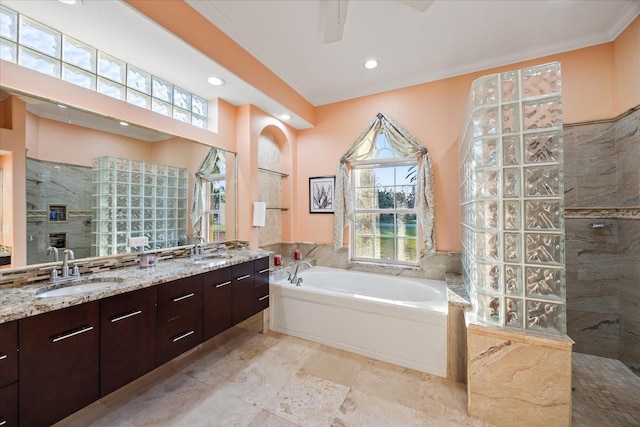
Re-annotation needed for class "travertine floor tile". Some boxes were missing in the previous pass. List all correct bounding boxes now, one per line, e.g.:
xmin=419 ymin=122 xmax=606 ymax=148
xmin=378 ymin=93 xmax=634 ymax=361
xmin=330 ymin=388 xmax=415 ymax=427
xmin=248 ymin=410 xmax=299 ymax=427
xmin=173 ymin=390 xmax=261 ymax=427
xmin=300 ymin=344 xmax=366 ymax=387
xmin=351 ymin=359 xmax=423 ymax=409
xmin=264 ymin=371 xmax=350 ymax=426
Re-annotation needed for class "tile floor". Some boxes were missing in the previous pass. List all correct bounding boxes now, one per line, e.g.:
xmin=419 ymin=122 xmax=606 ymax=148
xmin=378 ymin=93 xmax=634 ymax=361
xmin=54 ymin=317 xmax=640 ymax=427
xmin=572 ymin=352 xmax=640 ymax=427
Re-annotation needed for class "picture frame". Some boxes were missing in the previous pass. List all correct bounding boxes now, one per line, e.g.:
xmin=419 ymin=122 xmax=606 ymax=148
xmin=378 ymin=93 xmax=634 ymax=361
xmin=309 ymin=176 xmax=335 ymax=214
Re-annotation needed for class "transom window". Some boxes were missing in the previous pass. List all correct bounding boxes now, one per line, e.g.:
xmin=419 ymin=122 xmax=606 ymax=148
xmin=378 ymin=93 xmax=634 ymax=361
xmin=351 ymin=133 xmax=419 ymax=265
xmin=0 ymin=5 xmax=208 ymax=129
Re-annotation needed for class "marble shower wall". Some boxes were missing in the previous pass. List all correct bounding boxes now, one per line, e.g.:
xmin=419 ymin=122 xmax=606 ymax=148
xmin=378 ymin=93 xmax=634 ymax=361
xmin=26 ymin=158 xmax=92 ymax=264
xmin=564 ymin=107 xmax=639 ymax=374
xmin=261 ymin=242 xmax=461 ymax=281
xmin=257 ymin=131 xmax=284 ymax=246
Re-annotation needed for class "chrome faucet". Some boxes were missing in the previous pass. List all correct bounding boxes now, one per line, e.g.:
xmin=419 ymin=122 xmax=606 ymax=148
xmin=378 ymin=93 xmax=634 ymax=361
xmin=289 ymin=261 xmax=313 ymax=285
xmin=193 ymin=236 xmax=205 ymax=258
xmin=46 ymin=246 xmax=59 ymax=262
xmin=61 ymin=249 xmax=78 ymax=279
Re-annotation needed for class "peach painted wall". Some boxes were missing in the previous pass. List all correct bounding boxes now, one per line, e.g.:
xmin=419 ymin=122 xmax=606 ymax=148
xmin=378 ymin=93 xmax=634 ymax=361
xmin=294 ymin=39 xmax=633 ymax=252
xmin=26 ymin=114 xmax=152 ymax=167
xmin=0 ymin=96 xmax=27 ymax=265
xmin=613 ymin=16 xmax=640 ymax=115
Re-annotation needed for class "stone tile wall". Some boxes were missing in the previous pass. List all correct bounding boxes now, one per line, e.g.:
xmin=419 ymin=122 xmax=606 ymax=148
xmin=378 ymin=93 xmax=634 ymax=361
xmin=564 ymin=106 xmax=639 ymax=374
xmin=26 ymin=158 xmax=92 ymax=264
xmin=261 ymin=242 xmax=461 ymax=281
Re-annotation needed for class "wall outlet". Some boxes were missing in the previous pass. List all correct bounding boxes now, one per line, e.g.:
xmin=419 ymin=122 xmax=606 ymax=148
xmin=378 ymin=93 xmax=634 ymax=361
xmin=127 ymin=236 xmax=149 ymax=248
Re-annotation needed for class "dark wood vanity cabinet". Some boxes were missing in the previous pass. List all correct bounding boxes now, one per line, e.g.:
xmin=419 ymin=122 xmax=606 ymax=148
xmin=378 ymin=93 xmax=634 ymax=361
xmin=231 ymin=261 xmax=256 ymax=325
xmin=231 ymin=257 xmax=270 ymax=325
xmin=156 ymin=275 xmax=204 ymax=366
xmin=0 ymin=320 xmax=18 ymax=427
xmin=254 ymin=257 xmax=270 ymax=313
xmin=100 ymin=286 xmax=157 ymax=397
xmin=203 ymin=266 xmax=233 ymax=340
xmin=19 ymin=301 xmax=100 ymax=427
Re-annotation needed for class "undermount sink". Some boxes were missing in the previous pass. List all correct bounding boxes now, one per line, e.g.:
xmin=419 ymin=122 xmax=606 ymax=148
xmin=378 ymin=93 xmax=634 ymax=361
xmin=34 ymin=277 xmax=125 ymax=298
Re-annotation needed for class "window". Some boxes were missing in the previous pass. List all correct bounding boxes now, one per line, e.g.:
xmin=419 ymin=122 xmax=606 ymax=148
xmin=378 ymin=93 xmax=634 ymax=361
xmin=351 ymin=133 xmax=419 ymax=265
xmin=202 ymin=178 xmax=226 ymax=243
xmin=0 ymin=5 xmax=209 ymax=129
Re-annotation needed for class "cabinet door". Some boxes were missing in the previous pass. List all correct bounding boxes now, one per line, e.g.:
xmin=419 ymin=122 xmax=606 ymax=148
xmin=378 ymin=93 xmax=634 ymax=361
xmin=203 ymin=266 xmax=233 ymax=340
xmin=0 ymin=383 xmax=18 ymax=427
xmin=0 ymin=320 xmax=18 ymax=388
xmin=157 ymin=275 xmax=203 ymax=323
xmin=156 ymin=310 xmax=203 ymax=366
xmin=19 ymin=302 xmax=99 ymax=427
xmin=231 ymin=261 xmax=255 ymax=325
xmin=100 ymin=286 xmax=156 ymax=397
xmin=254 ymin=257 xmax=270 ymax=313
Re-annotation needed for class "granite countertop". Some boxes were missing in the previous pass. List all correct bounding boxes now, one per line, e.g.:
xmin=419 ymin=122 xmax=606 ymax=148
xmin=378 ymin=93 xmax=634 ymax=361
xmin=445 ymin=273 xmax=471 ymax=307
xmin=0 ymin=248 xmax=270 ymax=324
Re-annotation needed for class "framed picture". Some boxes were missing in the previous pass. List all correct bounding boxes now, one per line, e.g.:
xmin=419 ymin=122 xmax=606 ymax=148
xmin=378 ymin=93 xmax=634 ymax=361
xmin=309 ymin=176 xmax=335 ymax=213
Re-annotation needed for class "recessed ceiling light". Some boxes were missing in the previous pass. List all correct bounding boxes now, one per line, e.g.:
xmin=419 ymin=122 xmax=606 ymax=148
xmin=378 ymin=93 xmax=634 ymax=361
xmin=364 ymin=59 xmax=378 ymax=69
xmin=58 ymin=0 xmax=79 ymax=4
xmin=119 ymin=121 xmax=129 ymax=126
xmin=279 ymin=114 xmax=291 ymax=121
xmin=207 ymin=76 xmax=225 ymax=86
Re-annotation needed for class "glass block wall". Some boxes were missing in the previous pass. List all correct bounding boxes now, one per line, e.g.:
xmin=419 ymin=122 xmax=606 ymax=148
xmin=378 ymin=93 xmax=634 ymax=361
xmin=92 ymin=156 xmax=188 ymax=256
xmin=459 ymin=62 xmax=566 ymax=336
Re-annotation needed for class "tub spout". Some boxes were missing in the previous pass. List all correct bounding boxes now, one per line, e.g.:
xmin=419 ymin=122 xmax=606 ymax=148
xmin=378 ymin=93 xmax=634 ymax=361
xmin=289 ymin=261 xmax=313 ymax=284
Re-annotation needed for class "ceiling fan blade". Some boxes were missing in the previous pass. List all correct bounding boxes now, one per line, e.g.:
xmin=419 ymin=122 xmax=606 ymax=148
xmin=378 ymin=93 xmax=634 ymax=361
xmin=323 ymin=0 xmax=349 ymax=43
xmin=398 ymin=0 xmax=435 ymax=12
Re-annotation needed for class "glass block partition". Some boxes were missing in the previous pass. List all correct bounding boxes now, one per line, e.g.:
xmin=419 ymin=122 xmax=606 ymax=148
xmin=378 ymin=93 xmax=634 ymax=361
xmin=459 ymin=62 xmax=566 ymax=336
xmin=92 ymin=156 xmax=188 ymax=256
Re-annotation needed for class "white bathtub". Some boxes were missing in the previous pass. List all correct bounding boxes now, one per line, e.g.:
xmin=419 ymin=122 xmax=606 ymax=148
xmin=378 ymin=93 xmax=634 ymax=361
xmin=269 ymin=266 xmax=448 ymax=377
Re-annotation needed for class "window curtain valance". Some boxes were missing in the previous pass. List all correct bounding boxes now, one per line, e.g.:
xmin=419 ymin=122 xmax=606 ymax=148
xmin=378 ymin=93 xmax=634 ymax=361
xmin=333 ymin=113 xmax=435 ymax=253
xmin=190 ymin=148 xmax=225 ymax=236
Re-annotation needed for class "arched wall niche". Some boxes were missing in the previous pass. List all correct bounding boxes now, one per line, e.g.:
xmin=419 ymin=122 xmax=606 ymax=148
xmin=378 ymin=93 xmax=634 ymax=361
xmin=257 ymin=125 xmax=292 ymax=245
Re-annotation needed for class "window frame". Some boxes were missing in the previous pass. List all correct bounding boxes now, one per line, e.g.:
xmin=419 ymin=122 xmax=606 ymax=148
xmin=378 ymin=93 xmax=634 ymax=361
xmin=201 ymin=173 xmax=226 ymax=243
xmin=349 ymin=156 xmax=421 ymax=267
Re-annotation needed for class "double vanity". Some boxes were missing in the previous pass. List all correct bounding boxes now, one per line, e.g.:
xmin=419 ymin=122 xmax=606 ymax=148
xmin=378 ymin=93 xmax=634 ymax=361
xmin=0 ymin=248 xmax=270 ymax=427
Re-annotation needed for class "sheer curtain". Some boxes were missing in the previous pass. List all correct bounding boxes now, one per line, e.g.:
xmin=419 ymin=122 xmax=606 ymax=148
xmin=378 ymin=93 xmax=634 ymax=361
xmin=190 ymin=148 xmax=225 ymax=237
xmin=333 ymin=113 xmax=435 ymax=253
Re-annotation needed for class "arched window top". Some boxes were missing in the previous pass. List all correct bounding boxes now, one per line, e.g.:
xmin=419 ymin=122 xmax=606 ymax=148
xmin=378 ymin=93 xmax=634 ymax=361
xmin=334 ymin=113 xmax=436 ymax=256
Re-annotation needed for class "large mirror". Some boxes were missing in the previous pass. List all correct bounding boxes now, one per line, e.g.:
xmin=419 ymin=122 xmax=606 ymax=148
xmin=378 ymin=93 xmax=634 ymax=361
xmin=1 ymin=88 xmax=237 ymax=266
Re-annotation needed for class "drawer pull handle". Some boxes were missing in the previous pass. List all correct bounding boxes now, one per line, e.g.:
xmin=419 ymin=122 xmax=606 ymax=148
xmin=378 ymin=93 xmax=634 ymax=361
xmin=216 ymin=280 xmax=232 ymax=288
xmin=259 ymin=268 xmax=270 ymax=274
xmin=0 ymin=420 xmax=7 ymax=426
xmin=173 ymin=292 xmax=195 ymax=302
xmin=172 ymin=330 xmax=195 ymax=342
xmin=258 ymin=295 xmax=269 ymax=302
xmin=0 ymin=354 xmax=7 ymax=360
xmin=52 ymin=326 xmax=94 ymax=343
xmin=236 ymin=274 xmax=251 ymax=281
xmin=111 ymin=310 xmax=142 ymax=323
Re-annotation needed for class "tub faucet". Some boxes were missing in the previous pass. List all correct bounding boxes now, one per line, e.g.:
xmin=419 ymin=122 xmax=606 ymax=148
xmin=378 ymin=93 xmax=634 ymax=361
xmin=289 ymin=261 xmax=313 ymax=285
xmin=46 ymin=246 xmax=59 ymax=262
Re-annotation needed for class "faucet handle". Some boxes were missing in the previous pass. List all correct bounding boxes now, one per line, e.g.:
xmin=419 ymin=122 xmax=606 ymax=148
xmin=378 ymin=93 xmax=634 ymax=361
xmin=39 ymin=266 xmax=59 ymax=281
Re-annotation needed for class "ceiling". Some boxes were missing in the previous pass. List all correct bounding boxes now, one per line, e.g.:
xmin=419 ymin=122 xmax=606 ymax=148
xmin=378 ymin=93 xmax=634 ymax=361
xmin=2 ymin=1 xmax=639 ymax=130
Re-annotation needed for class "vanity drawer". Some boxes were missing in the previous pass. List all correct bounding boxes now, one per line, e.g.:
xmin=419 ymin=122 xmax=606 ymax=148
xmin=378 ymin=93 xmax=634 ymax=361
xmin=156 ymin=310 xmax=203 ymax=365
xmin=157 ymin=275 xmax=203 ymax=323
xmin=0 ymin=321 xmax=18 ymax=388
xmin=0 ymin=382 xmax=18 ymax=427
